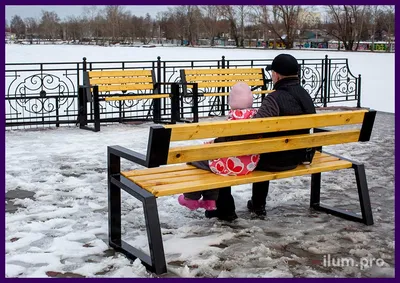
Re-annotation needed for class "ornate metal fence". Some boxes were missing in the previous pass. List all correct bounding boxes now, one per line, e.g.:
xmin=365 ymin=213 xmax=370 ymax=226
xmin=5 ymin=55 xmax=361 ymax=129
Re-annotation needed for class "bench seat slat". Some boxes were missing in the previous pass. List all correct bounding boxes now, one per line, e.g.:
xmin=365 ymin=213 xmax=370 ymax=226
xmin=199 ymin=90 xmax=274 ymax=97
xmin=131 ymin=168 xmax=211 ymax=182
xmin=149 ymin=160 xmax=352 ymax=197
xmin=105 ymin=94 xmax=169 ymax=101
xmin=186 ymin=74 xmax=265 ymax=82
xmin=121 ymin=151 xmax=340 ymax=178
xmin=88 ymin=70 xmax=152 ymax=77
xmin=184 ymin=68 xmax=263 ymax=75
xmin=90 ymin=77 xmax=153 ymax=84
xmin=98 ymin=84 xmax=154 ymax=92
xmin=125 ymin=155 xmax=352 ymax=197
xmin=134 ymin=156 xmax=343 ymax=188
xmin=195 ymin=80 xmax=265 ymax=88
xmin=122 ymin=164 xmax=197 ymax=177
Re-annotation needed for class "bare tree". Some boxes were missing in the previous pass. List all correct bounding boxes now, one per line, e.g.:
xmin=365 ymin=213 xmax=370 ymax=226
xmin=10 ymin=15 xmax=26 ymax=39
xmin=249 ymin=6 xmax=270 ymax=45
xmin=39 ymin=11 xmax=61 ymax=41
xmin=381 ymin=6 xmax=395 ymax=51
xmin=268 ymin=6 xmax=303 ymax=49
xmin=81 ymin=6 xmax=99 ymax=39
xmin=63 ymin=15 xmax=84 ymax=41
xmin=200 ymin=6 xmax=219 ymax=45
xmin=167 ymin=7 xmax=186 ymax=45
xmin=104 ymin=6 xmax=127 ymax=42
xmin=136 ymin=13 xmax=155 ymax=44
xmin=24 ymin=17 xmax=39 ymax=43
xmin=367 ymin=6 xmax=382 ymax=51
xmin=324 ymin=5 xmax=367 ymax=51
xmin=218 ymin=5 xmax=248 ymax=47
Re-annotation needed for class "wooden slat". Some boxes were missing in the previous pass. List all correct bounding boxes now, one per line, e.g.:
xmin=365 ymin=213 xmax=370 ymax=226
xmin=166 ymin=130 xmax=360 ymax=164
xmin=184 ymin=68 xmax=263 ymax=75
xmin=252 ymin=90 xmax=274 ymax=95
xmin=196 ymin=80 xmax=265 ymax=88
xmin=142 ymin=160 xmax=353 ymax=197
xmin=165 ymin=110 xmax=367 ymax=141
xmin=90 ymin=77 xmax=153 ymax=85
xmin=122 ymin=164 xmax=197 ymax=177
xmin=88 ymin=70 xmax=152 ymax=78
xmin=311 ymin=155 xmax=340 ymax=163
xmin=122 ymin=152 xmax=342 ymax=195
xmin=134 ymin=170 xmax=212 ymax=187
xmin=121 ymin=151 xmax=336 ymax=179
xmin=98 ymin=84 xmax=154 ymax=92
xmin=105 ymin=94 xmax=169 ymax=101
xmin=202 ymin=90 xmax=274 ymax=97
xmin=186 ymin=74 xmax=263 ymax=82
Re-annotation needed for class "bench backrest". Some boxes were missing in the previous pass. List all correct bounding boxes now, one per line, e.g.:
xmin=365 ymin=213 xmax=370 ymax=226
xmin=140 ymin=110 xmax=376 ymax=167
xmin=180 ymin=68 xmax=269 ymax=95
xmin=86 ymin=70 xmax=155 ymax=93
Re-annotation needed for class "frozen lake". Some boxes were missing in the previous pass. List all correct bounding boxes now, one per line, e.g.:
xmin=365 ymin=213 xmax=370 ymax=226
xmin=6 ymin=45 xmax=395 ymax=113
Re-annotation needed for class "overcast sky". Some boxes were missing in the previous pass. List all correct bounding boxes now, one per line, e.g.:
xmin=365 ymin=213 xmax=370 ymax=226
xmin=5 ymin=5 xmax=171 ymax=22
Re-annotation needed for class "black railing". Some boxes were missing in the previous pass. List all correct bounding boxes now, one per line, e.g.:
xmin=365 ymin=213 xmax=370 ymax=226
xmin=5 ymin=55 xmax=361 ymax=129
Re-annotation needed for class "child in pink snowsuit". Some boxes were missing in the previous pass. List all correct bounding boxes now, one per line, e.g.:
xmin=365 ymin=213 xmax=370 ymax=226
xmin=178 ymin=82 xmax=260 ymax=211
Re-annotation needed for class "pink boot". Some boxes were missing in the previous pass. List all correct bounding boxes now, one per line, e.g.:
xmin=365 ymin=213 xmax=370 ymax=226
xmin=199 ymin=199 xmax=217 ymax=211
xmin=178 ymin=195 xmax=200 ymax=210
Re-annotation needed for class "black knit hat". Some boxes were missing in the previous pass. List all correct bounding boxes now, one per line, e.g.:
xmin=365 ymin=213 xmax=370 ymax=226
xmin=266 ymin=54 xmax=299 ymax=76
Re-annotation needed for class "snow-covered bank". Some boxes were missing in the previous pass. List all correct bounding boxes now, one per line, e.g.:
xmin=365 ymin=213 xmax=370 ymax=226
xmin=6 ymin=45 xmax=394 ymax=113
xmin=5 ymin=112 xmax=394 ymax=278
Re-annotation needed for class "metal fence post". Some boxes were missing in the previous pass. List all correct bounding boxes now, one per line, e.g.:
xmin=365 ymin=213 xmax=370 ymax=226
xmin=93 ymin=85 xmax=100 ymax=132
xmin=221 ymin=55 xmax=226 ymax=116
xmin=170 ymin=83 xmax=179 ymax=124
xmin=78 ymin=86 xmax=88 ymax=128
xmin=193 ymin=83 xmax=199 ymax=123
xmin=323 ymin=55 xmax=329 ymax=107
xmin=357 ymin=74 xmax=362 ymax=108
xmin=153 ymin=56 xmax=162 ymax=123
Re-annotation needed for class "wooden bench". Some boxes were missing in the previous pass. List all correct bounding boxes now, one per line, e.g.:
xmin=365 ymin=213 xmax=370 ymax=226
xmin=78 ymin=70 xmax=177 ymax=132
xmin=107 ymin=109 xmax=376 ymax=274
xmin=179 ymin=68 xmax=274 ymax=122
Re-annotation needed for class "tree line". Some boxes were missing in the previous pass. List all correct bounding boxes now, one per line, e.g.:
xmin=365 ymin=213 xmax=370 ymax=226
xmin=6 ymin=5 xmax=395 ymax=51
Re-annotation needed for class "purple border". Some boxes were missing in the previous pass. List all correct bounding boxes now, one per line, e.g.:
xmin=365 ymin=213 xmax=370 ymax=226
xmin=3 ymin=0 xmax=397 ymax=281
xmin=3 ymin=0 xmax=399 ymax=5
xmin=394 ymin=2 xmax=399 ymax=281
xmin=2 ymin=1 xmax=5 ymax=281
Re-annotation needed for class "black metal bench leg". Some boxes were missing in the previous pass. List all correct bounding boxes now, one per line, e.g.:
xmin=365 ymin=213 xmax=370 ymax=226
xmin=108 ymin=151 xmax=121 ymax=246
xmin=310 ymin=173 xmax=321 ymax=208
xmin=353 ymin=164 xmax=374 ymax=225
xmin=310 ymin=167 xmax=374 ymax=225
xmin=108 ymin=150 xmax=167 ymax=274
xmin=143 ymin=197 xmax=167 ymax=275
xmin=108 ymin=175 xmax=168 ymax=274
xmin=109 ymin=177 xmax=122 ymax=247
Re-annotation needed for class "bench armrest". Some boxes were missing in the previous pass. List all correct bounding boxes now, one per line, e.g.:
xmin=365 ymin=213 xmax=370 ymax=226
xmin=108 ymin=145 xmax=148 ymax=167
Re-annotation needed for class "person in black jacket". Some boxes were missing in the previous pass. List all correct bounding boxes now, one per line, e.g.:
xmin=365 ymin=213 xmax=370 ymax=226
xmin=206 ymin=53 xmax=316 ymax=221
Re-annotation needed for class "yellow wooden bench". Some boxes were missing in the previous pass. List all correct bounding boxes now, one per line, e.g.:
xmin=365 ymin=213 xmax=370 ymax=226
xmin=107 ymin=109 xmax=376 ymax=274
xmin=78 ymin=70 xmax=176 ymax=131
xmin=179 ymin=68 xmax=274 ymax=122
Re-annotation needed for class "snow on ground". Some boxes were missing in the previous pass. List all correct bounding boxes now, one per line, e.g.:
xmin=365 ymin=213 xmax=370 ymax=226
xmin=5 ymin=111 xmax=394 ymax=278
xmin=5 ymin=45 xmax=394 ymax=113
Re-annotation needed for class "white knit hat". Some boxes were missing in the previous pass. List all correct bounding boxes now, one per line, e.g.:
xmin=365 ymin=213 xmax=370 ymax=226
xmin=228 ymin=82 xmax=253 ymax=109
